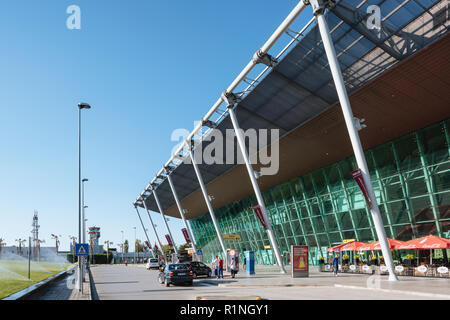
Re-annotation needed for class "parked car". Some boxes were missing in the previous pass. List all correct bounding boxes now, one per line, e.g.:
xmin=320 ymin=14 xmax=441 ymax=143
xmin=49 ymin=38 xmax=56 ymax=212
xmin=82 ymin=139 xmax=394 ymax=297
xmin=182 ymin=261 xmax=212 ymax=278
xmin=158 ymin=263 xmax=193 ymax=287
xmin=146 ymin=258 xmax=159 ymax=270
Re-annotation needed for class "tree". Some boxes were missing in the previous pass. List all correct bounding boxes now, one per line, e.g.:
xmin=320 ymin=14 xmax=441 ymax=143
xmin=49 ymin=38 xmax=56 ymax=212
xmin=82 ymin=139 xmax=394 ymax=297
xmin=162 ymin=245 xmax=174 ymax=254
xmin=178 ymin=243 xmax=191 ymax=253
xmin=135 ymin=239 xmax=144 ymax=252
xmin=124 ymin=240 xmax=129 ymax=253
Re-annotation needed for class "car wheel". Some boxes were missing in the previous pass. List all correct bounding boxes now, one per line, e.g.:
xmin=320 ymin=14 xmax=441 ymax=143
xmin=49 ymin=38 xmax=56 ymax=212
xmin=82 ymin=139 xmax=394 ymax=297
xmin=158 ymin=274 xmax=164 ymax=284
xmin=188 ymin=281 xmax=193 ymax=286
xmin=165 ymin=278 xmax=170 ymax=287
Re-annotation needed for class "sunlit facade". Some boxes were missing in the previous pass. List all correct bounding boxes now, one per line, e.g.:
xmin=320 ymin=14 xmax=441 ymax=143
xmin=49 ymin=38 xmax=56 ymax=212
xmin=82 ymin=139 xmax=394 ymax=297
xmin=190 ymin=119 xmax=450 ymax=265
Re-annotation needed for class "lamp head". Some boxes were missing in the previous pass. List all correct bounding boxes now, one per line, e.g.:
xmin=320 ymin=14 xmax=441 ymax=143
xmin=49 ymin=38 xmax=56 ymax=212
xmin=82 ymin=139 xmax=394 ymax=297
xmin=78 ymin=102 xmax=91 ymax=110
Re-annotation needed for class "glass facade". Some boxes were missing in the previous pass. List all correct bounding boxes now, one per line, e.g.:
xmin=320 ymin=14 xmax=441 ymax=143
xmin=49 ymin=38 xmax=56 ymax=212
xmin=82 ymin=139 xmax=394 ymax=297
xmin=189 ymin=119 xmax=450 ymax=265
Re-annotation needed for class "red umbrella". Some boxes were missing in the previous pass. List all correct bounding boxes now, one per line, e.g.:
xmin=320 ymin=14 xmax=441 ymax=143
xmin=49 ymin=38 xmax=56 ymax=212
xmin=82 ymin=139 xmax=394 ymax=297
xmin=367 ymin=238 xmax=407 ymax=251
xmin=327 ymin=241 xmax=353 ymax=252
xmin=339 ymin=241 xmax=369 ymax=251
xmin=396 ymin=235 xmax=450 ymax=250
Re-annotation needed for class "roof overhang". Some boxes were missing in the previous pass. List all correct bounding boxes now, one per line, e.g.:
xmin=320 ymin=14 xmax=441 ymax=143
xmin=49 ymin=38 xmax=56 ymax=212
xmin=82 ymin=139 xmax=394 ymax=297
xmin=135 ymin=0 xmax=450 ymax=219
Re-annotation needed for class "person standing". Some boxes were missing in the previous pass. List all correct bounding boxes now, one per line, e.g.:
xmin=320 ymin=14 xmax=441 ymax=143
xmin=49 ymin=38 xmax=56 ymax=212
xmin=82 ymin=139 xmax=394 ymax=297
xmin=214 ymin=256 xmax=220 ymax=279
xmin=230 ymin=256 xmax=237 ymax=278
xmin=243 ymin=256 xmax=247 ymax=271
xmin=332 ymin=254 xmax=339 ymax=277
xmin=218 ymin=257 xmax=224 ymax=279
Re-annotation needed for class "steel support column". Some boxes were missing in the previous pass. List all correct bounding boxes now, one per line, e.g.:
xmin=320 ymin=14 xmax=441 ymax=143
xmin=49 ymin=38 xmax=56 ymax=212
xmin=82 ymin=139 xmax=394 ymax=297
xmin=227 ymin=106 xmax=286 ymax=273
xmin=134 ymin=206 xmax=154 ymax=257
xmin=152 ymin=188 xmax=179 ymax=255
xmin=142 ymin=198 xmax=165 ymax=255
xmin=313 ymin=2 xmax=397 ymax=280
xmin=189 ymin=149 xmax=228 ymax=260
xmin=165 ymin=171 xmax=198 ymax=253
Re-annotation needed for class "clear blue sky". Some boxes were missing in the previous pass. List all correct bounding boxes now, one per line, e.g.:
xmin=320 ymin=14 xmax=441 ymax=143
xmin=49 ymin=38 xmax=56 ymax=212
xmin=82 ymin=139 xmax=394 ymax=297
xmin=0 ymin=0 xmax=312 ymax=251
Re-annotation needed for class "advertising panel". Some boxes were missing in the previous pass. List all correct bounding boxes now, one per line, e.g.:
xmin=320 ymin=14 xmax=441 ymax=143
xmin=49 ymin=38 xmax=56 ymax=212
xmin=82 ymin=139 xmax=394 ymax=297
xmin=291 ymin=245 xmax=308 ymax=278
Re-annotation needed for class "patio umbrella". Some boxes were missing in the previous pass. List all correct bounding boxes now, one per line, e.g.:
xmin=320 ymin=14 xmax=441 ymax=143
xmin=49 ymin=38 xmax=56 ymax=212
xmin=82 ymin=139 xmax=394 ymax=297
xmin=396 ymin=235 xmax=450 ymax=250
xmin=367 ymin=238 xmax=407 ymax=251
xmin=327 ymin=241 xmax=354 ymax=252
xmin=339 ymin=241 xmax=369 ymax=265
xmin=396 ymin=235 xmax=450 ymax=266
xmin=339 ymin=241 xmax=369 ymax=252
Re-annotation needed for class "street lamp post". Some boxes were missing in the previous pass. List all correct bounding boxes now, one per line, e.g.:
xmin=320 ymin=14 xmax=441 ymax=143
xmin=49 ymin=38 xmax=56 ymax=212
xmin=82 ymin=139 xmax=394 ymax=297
xmin=77 ymin=102 xmax=91 ymax=293
xmin=104 ymin=240 xmax=113 ymax=264
xmin=82 ymin=179 xmax=89 ymax=244
xmin=133 ymin=227 xmax=137 ymax=264
xmin=121 ymin=231 xmax=124 ymax=263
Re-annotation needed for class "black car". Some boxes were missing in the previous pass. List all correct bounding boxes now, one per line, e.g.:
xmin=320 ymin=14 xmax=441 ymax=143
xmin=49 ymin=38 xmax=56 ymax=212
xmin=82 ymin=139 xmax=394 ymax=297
xmin=182 ymin=261 xmax=212 ymax=279
xmin=158 ymin=263 xmax=193 ymax=287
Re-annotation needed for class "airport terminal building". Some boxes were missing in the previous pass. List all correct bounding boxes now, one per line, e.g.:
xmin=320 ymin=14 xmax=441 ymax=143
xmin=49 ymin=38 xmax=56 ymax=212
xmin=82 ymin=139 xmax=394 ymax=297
xmin=135 ymin=0 xmax=450 ymax=266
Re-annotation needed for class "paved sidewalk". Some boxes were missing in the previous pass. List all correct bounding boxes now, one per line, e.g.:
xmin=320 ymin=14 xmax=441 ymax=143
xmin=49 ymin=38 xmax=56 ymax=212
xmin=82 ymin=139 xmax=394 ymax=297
xmin=207 ymin=266 xmax=450 ymax=299
xmin=69 ymin=268 xmax=92 ymax=300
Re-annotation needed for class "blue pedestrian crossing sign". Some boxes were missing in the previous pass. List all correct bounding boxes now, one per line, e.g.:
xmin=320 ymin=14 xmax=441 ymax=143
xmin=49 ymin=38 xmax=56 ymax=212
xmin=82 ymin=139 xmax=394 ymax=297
xmin=75 ymin=243 xmax=89 ymax=257
xmin=196 ymin=249 xmax=202 ymax=256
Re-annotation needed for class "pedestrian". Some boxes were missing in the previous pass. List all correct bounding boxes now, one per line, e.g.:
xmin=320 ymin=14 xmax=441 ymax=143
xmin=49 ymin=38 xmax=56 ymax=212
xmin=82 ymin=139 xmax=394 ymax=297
xmin=211 ymin=261 xmax=216 ymax=278
xmin=218 ymin=257 xmax=224 ymax=279
xmin=230 ymin=256 xmax=237 ymax=278
xmin=214 ymin=256 xmax=220 ymax=279
xmin=243 ymin=256 xmax=247 ymax=271
xmin=125 ymin=259 xmax=128 ymax=266
xmin=332 ymin=254 xmax=339 ymax=277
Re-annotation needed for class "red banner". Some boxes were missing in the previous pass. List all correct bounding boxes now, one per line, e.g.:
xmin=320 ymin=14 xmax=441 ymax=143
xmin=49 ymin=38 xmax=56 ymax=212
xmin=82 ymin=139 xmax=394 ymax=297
xmin=252 ymin=205 xmax=267 ymax=230
xmin=351 ymin=169 xmax=372 ymax=208
xmin=181 ymin=228 xmax=191 ymax=244
xmin=165 ymin=234 xmax=173 ymax=246
xmin=154 ymin=242 xmax=158 ymax=251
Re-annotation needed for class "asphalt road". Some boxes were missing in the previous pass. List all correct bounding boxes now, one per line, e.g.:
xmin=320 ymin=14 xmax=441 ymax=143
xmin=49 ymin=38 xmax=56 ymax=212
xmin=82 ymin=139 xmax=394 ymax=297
xmin=89 ymin=265 xmax=443 ymax=300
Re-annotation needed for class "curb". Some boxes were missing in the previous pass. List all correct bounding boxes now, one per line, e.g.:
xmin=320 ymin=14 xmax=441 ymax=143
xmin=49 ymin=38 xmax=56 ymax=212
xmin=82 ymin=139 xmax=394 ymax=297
xmin=195 ymin=295 xmax=263 ymax=300
xmin=334 ymin=284 xmax=450 ymax=299
xmin=2 ymin=265 xmax=76 ymax=300
xmin=216 ymin=283 xmax=327 ymax=288
xmin=87 ymin=267 xmax=98 ymax=300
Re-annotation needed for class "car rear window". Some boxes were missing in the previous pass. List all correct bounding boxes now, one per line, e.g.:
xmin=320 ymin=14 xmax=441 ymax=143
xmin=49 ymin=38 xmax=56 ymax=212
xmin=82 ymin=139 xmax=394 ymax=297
xmin=168 ymin=264 xmax=189 ymax=271
xmin=150 ymin=259 xmax=158 ymax=263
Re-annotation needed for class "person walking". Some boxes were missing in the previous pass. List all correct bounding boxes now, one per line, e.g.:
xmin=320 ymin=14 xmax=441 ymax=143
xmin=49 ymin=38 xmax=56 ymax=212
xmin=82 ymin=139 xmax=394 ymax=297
xmin=332 ymin=254 xmax=339 ymax=276
xmin=243 ymin=256 xmax=247 ymax=271
xmin=218 ymin=257 xmax=224 ymax=279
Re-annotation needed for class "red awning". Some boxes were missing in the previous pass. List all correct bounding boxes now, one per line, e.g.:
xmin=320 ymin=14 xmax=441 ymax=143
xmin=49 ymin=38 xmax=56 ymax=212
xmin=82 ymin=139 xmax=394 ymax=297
xmin=396 ymin=235 xmax=450 ymax=250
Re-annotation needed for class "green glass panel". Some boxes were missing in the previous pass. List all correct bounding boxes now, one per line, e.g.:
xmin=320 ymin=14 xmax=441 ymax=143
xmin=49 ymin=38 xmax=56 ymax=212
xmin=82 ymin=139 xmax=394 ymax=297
xmin=190 ymin=120 xmax=449 ymax=265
